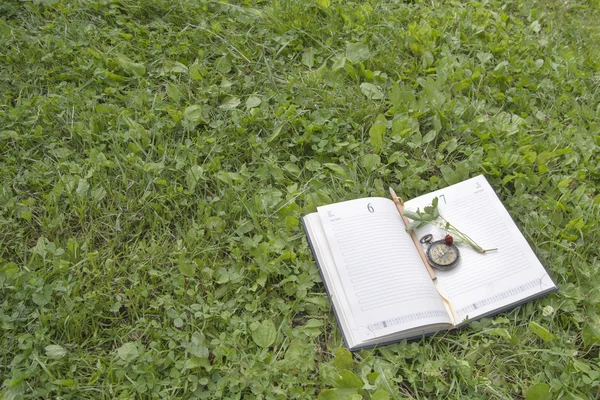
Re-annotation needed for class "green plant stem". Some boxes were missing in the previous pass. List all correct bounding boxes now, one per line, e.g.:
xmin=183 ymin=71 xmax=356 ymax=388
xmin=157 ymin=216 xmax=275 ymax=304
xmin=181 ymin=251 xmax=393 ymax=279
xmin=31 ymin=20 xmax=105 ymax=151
xmin=439 ymin=218 xmax=498 ymax=253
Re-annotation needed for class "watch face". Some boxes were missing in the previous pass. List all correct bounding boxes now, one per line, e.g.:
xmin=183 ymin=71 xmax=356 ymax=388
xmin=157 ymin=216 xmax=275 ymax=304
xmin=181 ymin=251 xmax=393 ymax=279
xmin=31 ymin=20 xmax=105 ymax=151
xmin=426 ymin=240 xmax=460 ymax=270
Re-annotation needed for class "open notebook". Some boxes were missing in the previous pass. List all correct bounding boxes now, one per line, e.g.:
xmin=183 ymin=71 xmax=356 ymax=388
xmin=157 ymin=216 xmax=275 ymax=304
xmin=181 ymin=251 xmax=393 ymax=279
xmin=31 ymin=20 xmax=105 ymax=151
xmin=302 ymin=175 xmax=557 ymax=350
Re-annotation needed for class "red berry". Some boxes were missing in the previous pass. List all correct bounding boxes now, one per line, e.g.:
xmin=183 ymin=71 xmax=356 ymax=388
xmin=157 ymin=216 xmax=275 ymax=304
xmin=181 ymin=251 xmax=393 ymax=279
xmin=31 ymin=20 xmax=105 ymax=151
xmin=445 ymin=235 xmax=453 ymax=245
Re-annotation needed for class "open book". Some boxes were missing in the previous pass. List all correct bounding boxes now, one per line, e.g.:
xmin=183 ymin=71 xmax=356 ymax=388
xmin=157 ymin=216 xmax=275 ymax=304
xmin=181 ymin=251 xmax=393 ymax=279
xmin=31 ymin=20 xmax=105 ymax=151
xmin=302 ymin=175 xmax=557 ymax=351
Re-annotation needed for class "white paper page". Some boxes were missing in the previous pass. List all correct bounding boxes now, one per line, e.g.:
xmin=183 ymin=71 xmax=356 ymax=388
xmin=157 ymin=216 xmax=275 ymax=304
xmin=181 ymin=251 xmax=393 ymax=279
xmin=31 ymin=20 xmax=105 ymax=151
xmin=303 ymin=213 xmax=363 ymax=349
xmin=405 ymin=175 xmax=557 ymax=323
xmin=317 ymin=197 xmax=452 ymax=343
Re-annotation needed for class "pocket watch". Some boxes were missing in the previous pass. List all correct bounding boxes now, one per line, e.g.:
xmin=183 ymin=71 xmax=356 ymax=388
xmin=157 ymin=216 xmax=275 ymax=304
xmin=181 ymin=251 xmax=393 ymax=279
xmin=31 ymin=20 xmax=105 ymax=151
xmin=419 ymin=234 xmax=460 ymax=271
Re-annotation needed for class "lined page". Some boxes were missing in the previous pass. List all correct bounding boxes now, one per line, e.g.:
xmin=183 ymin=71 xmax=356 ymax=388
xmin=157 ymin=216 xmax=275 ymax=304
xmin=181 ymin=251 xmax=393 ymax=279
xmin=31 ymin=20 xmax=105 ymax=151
xmin=405 ymin=175 xmax=557 ymax=323
xmin=317 ymin=197 xmax=452 ymax=342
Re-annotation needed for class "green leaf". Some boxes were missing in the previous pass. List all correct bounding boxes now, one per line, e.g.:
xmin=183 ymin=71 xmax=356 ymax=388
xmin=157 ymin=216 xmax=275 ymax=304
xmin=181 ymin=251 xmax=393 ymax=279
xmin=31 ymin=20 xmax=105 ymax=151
xmin=20 ymin=210 xmax=32 ymax=222
xmin=283 ymin=163 xmax=301 ymax=175
xmin=166 ymin=83 xmax=183 ymax=104
xmin=302 ymin=48 xmax=316 ymax=68
xmin=315 ymin=0 xmax=331 ymax=8
xmin=45 ymin=344 xmax=68 ymax=360
xmin=301 ymin=319 xmax=324 ymax=336
xmin=366 ymin=372 xmax=380 ymax=385
xmin=372 ymin=390 xmax=390 ymax=400
xmin=362 ymin=153 xmax=381 ymax=172
xmin=183 ymin=105 xmax=204 ymax=123
xmin=32 ymin=286 xmax=52 ymax=306
xmin=333 ymin=348 xmax=354 ymax=370
xmin=422 ymin=129 xmax=437 ymax=144
xmin=440 ymin=165 xmax=459 ymax=185
xmin=162 ymin=60 xmax=188 ymax=74
xmin=215 ymin=55 xmax=232 ymax=73
xmin=391 ymin=115 xmax=419 ymax=138
xmin=323 ymin=163 xmax=347 ymax=177
xmin=331 ymin=55 xmax=346 ymax=71
xmin=402 ymin=210 xmax=422 ymax=221
xmin=246 ymin=96 xmax=261 ymax=109
xmin=525 ymin=383 xmax=551 ymax=400
xmin=186 ymin=165 xmax=204 ymax=192
xmin=491 ymin=328 xmax=512 ymax=342
xmin=190 ymin=62 xmax=203 ymax=80
xmin=32 ymin=237 xmax=49 ymax=258
xmin=420 ymin=77 xmax=446 ymax=107
xmin=91 ymin=186 xmax=107 ymax=203
xmin=369 ymin=114 xmax=386 ymax=153
xmin=318 ymin=390 xmax=342 ymax=400
xmin=116 ymin=342 xmax=139 ymax=362
xmin=185 ymin=357 xmax=211 ymax=370
xmin=443 ymin=138 xmax=458 ymax=153
xmin=76 ymin=178 xmax=90 ymax=197
xmin=346 ymin=42 xmax=370 ymax=63
xmin=284 ymin=339 xmax=314 ymax=370
xmin=219 ymin=96 xmax=241 ymax=110
xmin=421 ymin=213 xmax=434 ymax=222
xmin=115 ymin=54 xmax=146 ymax=76
xmin=409 ymin=42 xmax=424 ymax=57
xmin=189 ymin=332 xmax=209 ymax=357
xmin=477 ymin=52 xmax=493 ymax=64
xmin=0 ymin=262 xmax=19 ymax=282
xmin=178 ymin=262 xmax=196 ymax=277
xmin=360 ymin=83 xmax=384 ymax=100
xmin=336 ymin=369 xmax=363 ymax=389
xmin=582 ymin=324 xmax=600 ymax=347
xmin=529 ymin=321 xmax=555 ymax=342
xmin=406 ymin=220 xmax=425 ymax=231
xmin=390 ymin=82 xmax=416 ymax=113
xmin=530 ymin=20 xmax=542 ymax=34
xmin=251 ymin=319 xmax=277 ymax=348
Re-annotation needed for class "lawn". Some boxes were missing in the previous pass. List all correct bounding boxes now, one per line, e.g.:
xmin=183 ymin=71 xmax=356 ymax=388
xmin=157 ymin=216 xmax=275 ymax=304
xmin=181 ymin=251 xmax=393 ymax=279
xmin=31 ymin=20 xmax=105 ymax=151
xmin=1 ymin=0 xmax=599 ymax=398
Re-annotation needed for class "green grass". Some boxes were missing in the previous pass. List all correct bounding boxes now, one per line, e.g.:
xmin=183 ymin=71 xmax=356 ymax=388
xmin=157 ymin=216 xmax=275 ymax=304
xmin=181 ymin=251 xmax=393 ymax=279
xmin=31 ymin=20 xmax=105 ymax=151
xmin=1 ymin=0 xmax=599 ymax=398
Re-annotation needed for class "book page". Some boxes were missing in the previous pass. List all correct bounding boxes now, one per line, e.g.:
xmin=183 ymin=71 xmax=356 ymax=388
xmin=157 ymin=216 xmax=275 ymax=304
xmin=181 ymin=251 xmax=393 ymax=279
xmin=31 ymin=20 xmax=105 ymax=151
xmin=317 ymin=197 xmax=452 ymax=344
xmin=405 ymin=175 xmax=557 ymax=324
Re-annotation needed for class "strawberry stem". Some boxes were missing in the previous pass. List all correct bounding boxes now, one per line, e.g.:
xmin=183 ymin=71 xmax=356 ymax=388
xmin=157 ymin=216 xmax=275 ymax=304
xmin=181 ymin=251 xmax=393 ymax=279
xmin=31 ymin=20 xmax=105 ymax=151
xmin=405 ymin=197 xmax=498 ymax=253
